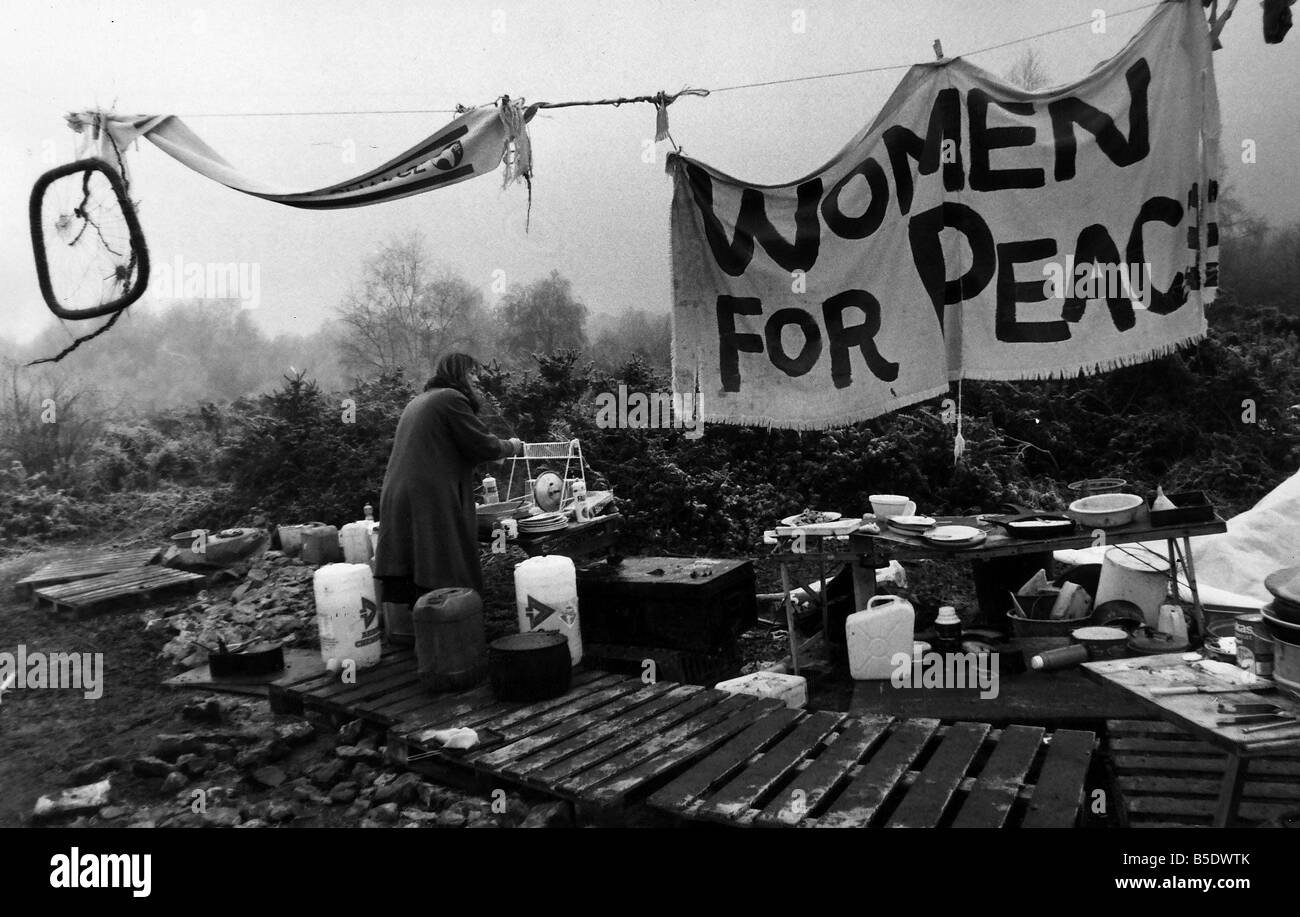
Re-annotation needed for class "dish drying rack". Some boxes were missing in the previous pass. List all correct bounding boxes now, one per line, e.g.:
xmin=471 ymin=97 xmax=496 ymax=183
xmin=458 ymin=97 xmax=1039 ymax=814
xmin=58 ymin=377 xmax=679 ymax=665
xmin=497 ymin=439 xmax=590 ymax=508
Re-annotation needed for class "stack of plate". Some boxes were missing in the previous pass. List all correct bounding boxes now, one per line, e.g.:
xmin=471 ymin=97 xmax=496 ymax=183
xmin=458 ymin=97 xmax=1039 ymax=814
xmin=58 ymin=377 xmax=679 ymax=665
xmin=518 ymin=511 xmax=568 ymax=535
xmin=1264 ymin=566 xmax=1300 ymax=625
xmin=886 ymin=515 xmax=936 ymax=534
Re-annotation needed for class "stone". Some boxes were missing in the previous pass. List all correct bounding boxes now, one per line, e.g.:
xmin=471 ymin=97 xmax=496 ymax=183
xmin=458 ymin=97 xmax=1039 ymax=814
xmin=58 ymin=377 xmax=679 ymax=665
xmin=161 ymin=771 xmax=189 ymax=793
xmin=181 ymin=699 xmax=224 ymax=724
xmin=131 ymin=757 xmax=174 ymax=778
xmin=336 ymin=744 xmax=381 ymax=763
xmin=235 ymin=746 xmax=271 ymax=770
xmin=231 ymin=583 xmax=251 ymax=602
xmin=33 ymin=779 xmax=112 ymax=821
xmin=400 ymin=809 xmax=440 ymax=823
xmin=267 ymin=801 xmax=298 ymax=823
xmin=520 ymin=802 xmax=572 ymax=829
xmin=274 ymin=720 xmax=316 ymax=745
xmin=203 ymin=806 xmax=243 ymax=828
xmin=308 ymin=759 xmax=348 ymax=788
xmin=152 ymin=733 xmax=205 ymax=762
xmin=243 ymin=800 xmax=273 ymax=821
xmin=98 ymin=805 xmax=128 ymax=821
xmin=352 ymin=764 xmax=379 ymax=787
xmin=436 ymin=809 xmax=467 ymax=828
xmin=371 ymin=802 xmax=399 ymax=824
xmin=505 ymin=796 xmax=530 ymax=823
xmin=127 ymin=819 xmax=157 ymax=829
xmin=344 ymin=801 xmax=369 ymax=819
xmin=251 ymin=766 xmax=286 ymax=788
xmin=337 ymin=719 xmax=364 ymax=745
xmin=67 ymin=756 xmax=122 ymax=785
xmin=372 ymin=771 xmax=421 ymax=805
xmin=329 ymin=782 xmax=360 ymax=805
xmin=237 ymin=819 xmax=268 ymax=829
xmin=177 ymin=754 xmax=213 ymax=778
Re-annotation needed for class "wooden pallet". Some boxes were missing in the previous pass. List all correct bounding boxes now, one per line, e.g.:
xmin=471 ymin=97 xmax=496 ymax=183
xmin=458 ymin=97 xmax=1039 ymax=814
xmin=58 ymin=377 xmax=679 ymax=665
xmin=390 ymin=675 xmax=786 ymax=809
xmin=647 ymin=714 xmax=1098 ymax=828
xmin=16 ymin=548 xmax=162 ymax=600
xmin=1106 ymin=719 xmax=1300 ymax=827
xmin=33 ymin=565 xmax=205 ymax=616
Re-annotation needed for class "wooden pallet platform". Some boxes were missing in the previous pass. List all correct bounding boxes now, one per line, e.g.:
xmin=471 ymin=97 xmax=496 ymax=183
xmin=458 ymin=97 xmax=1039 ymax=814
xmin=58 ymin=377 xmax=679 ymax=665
xmin=16 ymin=548 xmax=162 ymax=600
xmin=1106 ymin=719 xmax=1300 ymax=827
xmin=647 ymin=714 xmax=1098 ymax=828
xmin=33 ymin=564 xmax=205 ymax=616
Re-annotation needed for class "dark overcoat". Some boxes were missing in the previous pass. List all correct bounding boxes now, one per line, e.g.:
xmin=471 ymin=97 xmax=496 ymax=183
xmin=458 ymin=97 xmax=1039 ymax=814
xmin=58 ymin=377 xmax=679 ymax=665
xmin=374 ymin=387 xmax=509 ymax=592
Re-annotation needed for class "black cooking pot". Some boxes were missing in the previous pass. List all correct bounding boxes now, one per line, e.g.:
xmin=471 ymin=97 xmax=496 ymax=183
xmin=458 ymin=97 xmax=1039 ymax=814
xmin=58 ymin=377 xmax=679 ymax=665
xmin=488 ymin=632 xmax=571 ymax=701
xmin=208 ymin=641 xmax=285 ymax=678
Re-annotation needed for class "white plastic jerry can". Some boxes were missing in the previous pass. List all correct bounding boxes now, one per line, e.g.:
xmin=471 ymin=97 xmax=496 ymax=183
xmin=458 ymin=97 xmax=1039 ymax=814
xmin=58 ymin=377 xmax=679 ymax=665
xmin=514 ymin=555 xmax=582 ymax=664
xmin=846 ymin=594 xmax=916 ymax=680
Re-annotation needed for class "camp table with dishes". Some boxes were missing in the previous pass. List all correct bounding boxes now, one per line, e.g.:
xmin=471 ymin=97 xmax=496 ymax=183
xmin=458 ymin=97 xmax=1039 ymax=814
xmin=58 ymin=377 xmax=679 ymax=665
xmin=853 ymin=508 xmax=1227 ymax=629
xmin=1081 ymin=653 xmax=1300 ymax=827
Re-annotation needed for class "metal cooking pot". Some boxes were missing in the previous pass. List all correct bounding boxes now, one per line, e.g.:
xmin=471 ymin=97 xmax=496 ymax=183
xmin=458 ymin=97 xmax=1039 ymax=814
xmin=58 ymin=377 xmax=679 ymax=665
xmin=488 ymin=632 xmax=571 ymax=702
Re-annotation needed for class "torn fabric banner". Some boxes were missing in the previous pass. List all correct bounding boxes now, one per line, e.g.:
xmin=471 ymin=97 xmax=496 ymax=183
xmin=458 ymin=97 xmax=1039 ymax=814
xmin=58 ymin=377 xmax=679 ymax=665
xmin=67 ymin=100 xmax=533 ymax=210
xmin=669 ymin=0 xmax=1219 ymax=430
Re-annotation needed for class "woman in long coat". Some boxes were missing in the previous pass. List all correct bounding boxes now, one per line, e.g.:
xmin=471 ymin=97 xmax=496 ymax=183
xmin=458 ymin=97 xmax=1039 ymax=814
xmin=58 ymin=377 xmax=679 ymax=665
xmin=374 ymin=353 xmax=521 ymax=602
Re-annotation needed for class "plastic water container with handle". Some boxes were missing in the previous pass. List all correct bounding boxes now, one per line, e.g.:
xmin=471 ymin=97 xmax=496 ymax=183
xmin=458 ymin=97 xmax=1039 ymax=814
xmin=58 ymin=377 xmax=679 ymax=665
xmin=514 ymin=555 xmax=582 ymax=664
xmin=313 ymin=563 xmax=382 ymax=672
xmin=846 ymin=595 xmax=915 ymax=680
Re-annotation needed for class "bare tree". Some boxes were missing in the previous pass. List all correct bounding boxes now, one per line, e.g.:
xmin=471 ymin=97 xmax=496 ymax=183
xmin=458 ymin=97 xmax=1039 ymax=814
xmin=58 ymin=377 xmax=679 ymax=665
xmin=1005 ymin=46 xmax=1051 ymax=91
xmin=335 ymin=232 xmax=489 ymax=381
xmin=495 ymin=269 xmax=589 ymax=361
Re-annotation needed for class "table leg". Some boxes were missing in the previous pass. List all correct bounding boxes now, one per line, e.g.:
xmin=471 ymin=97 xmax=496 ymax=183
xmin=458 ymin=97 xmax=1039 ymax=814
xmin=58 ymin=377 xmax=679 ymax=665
xmin=1213 ymin=754 xmax=1248 ymax=828
xmin=1181 ymin=536 xmax=1206 ymax=637
xmin=819 ymin=554 xmax=829 ymax=642
xmin=851 ymin=543 xmax=877 ymax=613
xmin=780 ymin=562 xmax=799 ymax=676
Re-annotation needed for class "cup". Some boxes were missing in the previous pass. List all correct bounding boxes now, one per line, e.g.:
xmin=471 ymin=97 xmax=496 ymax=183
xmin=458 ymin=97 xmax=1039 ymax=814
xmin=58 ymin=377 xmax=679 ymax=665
xmin=869 ymin=494 xmax=916 ymax=519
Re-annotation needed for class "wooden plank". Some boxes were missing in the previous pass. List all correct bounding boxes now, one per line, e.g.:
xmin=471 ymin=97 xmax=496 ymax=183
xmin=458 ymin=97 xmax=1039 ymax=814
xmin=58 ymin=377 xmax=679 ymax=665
xmin=887 ymin=721 xmax=990 ymax=828
xmin=952 ymin=724 xmax=1045 ymax=829
xmin=391 ymin=671 xmax=619 ymax=734
xmin=559 ymin=693 xmax=759 ymax=796
xmin=408 ymin=678 xmax=640 ymax=748
xmin=472 ymin=683 xmax=676 ymax=769
xmin=528 ymin=689 xmax=727 ymax=787
xmin=503 ymin=685 xmax=705 ymax=778
xmin=1110 ymin=736 xmax=1227 ymax=756
xmin=647 ymin=707 xmax=802 ymax=815
xmin=694 ymin=711 xmax=845 ymax=822
xmin=1118 ymin=774 xmax=1300 ymax=800
xmin=1021 ymin=729 xmax=1095 ymax=828
xmin=815 ymin=719 xmax=940 ymax=828
xmin=1125 ymin=795 xmax=1295 ymax=822
xmin=584 ymin=695 xmax=782 ymax=804
xmin=754 ymin=715 xmax=893 ymax=828
xmin=477 ymin=673 xmax=628 ymax=735
xmin=36 ymin=566 xmax=205 ymax=613
xmin=17 ymin=548 xmax=161 ymax=594
xmin=1112 ymin=754 xmax=1300 ymax=778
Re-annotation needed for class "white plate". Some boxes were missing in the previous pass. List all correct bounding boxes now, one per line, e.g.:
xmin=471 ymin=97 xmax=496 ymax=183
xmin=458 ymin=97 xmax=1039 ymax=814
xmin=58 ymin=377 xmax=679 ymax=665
xmin=779 ymin=511 xmax=842 ymax=527
xmin=887 ymin=515 xmax=936 ymax=530
xmin=922 ymin=525 xmax=986 ymax=546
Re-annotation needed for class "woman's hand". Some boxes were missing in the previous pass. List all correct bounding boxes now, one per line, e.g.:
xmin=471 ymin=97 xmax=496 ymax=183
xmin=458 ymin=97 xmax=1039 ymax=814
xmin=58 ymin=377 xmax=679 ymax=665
xmin=507 ymin=437 xmax=524 ymax=456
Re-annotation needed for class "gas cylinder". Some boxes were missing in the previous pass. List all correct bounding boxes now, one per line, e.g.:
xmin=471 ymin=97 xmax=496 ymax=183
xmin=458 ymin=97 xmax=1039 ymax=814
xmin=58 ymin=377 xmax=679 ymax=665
xmin=413 ymin=588 xmax=488 ymax=691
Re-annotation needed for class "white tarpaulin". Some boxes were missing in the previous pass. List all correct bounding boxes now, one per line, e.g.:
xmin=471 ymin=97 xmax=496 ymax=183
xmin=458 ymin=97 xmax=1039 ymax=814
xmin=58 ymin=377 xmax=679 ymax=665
xmin=670 ymin=0 xmax=1220 ymax=429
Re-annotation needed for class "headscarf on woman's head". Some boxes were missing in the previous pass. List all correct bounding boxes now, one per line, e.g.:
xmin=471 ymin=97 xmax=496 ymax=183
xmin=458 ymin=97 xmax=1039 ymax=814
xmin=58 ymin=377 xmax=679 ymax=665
xmin=425 ymin=352 xmax=481 ymax=412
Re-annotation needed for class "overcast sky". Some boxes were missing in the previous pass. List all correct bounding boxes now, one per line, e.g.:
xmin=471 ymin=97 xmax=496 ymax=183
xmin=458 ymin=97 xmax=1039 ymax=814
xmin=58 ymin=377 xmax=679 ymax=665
xmin=3 ymin=0 xmax=1297 ymax=346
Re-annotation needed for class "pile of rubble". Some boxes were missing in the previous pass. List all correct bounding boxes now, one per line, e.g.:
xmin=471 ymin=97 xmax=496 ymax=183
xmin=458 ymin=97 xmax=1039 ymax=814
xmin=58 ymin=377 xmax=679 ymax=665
xmin=32 ymin=696 xmax=571 ymax=829
xmin=151 ymin=551 xmax=318 ymax=670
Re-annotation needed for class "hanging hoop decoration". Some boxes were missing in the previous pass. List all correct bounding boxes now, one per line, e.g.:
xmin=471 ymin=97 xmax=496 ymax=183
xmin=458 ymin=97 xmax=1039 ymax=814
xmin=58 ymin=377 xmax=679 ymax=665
xmin=29 ymin=157 xmax=150 ymax=321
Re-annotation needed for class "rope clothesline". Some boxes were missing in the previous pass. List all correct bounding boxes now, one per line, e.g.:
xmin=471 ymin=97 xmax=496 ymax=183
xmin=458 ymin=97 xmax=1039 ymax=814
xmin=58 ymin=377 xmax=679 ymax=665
xmin=176 ymin=1 xmax=1163 ymax=119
